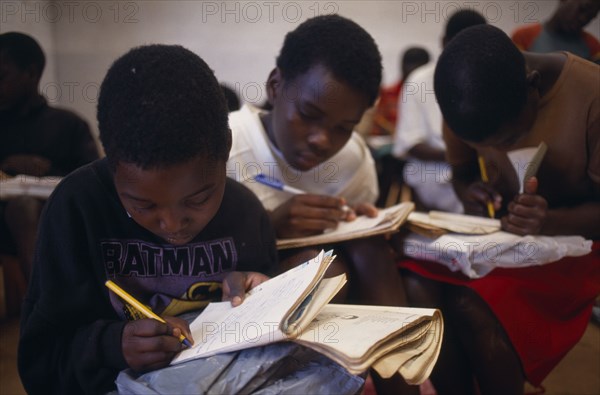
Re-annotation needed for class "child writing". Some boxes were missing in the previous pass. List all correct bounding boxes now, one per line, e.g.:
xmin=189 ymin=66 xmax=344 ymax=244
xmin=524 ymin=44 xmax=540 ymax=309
xmin=17 ymin=45 xmax=277 ymax=394
xmin=227 ymin=15 xmax=408 ymax=308
xmin=399 ymin=25 xmax=600 ymax=394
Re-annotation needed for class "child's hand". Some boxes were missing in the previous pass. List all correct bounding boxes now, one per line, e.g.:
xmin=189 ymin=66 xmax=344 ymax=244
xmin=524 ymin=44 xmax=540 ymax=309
xmin=344 ymin=202 xmax=378 ymax=221
xmin=121 ymin=317 xmax=190 ymax=372
xmin=502 ymin=177 xmax=547 ymax=235
xmin=461 ymin=181 xmax=502 ymax=217
xmin=222 ymin=271 xmax=270 ymax=307
xmin=163 ymin=315 xmax=194 ymax=346
xmin=271 ymin=194 xmax=350 ymax=238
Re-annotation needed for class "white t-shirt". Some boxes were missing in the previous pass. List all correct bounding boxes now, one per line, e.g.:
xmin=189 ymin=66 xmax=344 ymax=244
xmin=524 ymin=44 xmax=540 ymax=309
xmin=227 ymin=105 xmax=379 ymax=211
xmin=393 ymin=62 xmax=445 ymax=157
xmin=392 ymin=63 xmax=462 ymax=213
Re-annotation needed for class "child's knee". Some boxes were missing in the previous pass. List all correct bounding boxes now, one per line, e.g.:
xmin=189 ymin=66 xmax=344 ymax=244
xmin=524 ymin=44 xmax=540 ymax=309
xmin=402 ymin=272 xmax=444 ymax=307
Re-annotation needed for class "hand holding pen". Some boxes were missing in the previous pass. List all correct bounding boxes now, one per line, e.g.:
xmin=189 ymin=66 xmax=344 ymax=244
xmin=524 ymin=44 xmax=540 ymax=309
xmin=476 ymin=156 xmax=503 ymax=218
xmin=106 ymin=280 xmax=194 ymax=372
xmin=253 ymin=173 xmax=376 ymax=238
xmin=254 ymin=174 xmax=352 ymax=212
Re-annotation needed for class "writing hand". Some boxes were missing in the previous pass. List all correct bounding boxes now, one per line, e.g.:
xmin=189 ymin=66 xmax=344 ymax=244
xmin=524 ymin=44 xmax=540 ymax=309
xmin=222 ymin=271 xmax=270 ymax=307
xmin=163 ymin=316 xmax=193 ymax=347
xmin=461 ymin=181 xmax=502 ymax=217
xmin=345 ymin=202 xmax=378 ymax=221
xmin=502 ymin=177 xmax=547 ymax=235
xmin=271 ymin=194 xmax=350 ymax=238
xmin=122 ymin=317 xmax=190 ymax=372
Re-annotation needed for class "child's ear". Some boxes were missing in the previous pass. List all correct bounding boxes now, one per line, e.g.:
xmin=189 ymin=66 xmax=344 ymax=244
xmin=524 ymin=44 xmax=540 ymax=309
xmin=266 ymin=68 xmax=281 ymax=106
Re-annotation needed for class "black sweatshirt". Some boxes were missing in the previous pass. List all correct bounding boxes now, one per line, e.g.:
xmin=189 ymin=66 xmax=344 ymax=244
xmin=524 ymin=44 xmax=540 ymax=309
xmin=0 ymin=95 xmax=98 ymax=176
xmin=18 ymin=159 xmax=277 ymax=394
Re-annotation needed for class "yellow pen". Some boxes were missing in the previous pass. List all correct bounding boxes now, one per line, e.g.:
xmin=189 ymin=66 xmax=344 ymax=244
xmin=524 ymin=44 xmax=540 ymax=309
xmin=477 ymin=156 xmax=495 ymax=219
xmin=105 ymin=280 xmax=192 ymax=348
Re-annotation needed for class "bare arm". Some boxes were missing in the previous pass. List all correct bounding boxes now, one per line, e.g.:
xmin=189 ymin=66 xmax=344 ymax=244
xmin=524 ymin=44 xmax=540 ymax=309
xmin=541 ymin=202 xmax=600 ymax=239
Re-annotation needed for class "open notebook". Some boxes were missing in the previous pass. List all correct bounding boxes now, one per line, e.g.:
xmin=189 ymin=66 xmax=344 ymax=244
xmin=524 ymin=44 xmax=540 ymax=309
xmin=172 ymin=250 xmax=443 ymax=384
xmin=276 ymin=202 xmax=414 ymax=250
xmin=407 ymin=211 xmax=501 ymax=237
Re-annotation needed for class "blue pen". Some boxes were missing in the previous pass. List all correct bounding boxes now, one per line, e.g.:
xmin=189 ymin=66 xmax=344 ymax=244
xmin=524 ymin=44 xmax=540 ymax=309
xmin=253 ymin=173 xmax=350 ymax=212
xmin=253 ymin=173 xmax=308 ymax=195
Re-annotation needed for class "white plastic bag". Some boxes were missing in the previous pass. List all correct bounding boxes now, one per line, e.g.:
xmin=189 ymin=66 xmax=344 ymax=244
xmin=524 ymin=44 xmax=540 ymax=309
xmin=403 ymin=231 xmax=592 ymax=279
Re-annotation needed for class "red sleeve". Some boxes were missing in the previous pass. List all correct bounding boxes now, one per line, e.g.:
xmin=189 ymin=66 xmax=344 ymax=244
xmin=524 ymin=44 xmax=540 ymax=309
xmin=511 ymin=24 xmax=542 ymax=51
xmin=581 ymin=31 xmax=600 ymax=62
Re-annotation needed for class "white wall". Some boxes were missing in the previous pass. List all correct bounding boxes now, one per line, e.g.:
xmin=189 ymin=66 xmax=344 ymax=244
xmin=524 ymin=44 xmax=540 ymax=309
xmin=2 ymin=0 xmax=599 ymax=137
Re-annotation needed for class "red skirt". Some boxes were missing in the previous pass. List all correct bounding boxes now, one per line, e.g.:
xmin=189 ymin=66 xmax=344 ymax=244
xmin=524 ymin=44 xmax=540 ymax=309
xmin=398 ymin=242 xmax=600 ymax=386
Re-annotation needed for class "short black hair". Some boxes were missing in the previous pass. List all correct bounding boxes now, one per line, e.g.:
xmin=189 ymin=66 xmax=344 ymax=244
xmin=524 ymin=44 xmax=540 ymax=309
xmin=0 ymin=32 xmax=46 ymax=78
xmin=444 ymin=9 xmax=487 ymax=43
xmin=434 ymin=25 xmax=528 ymax=142
xmin=402 ymin=47 xmax=430 ymax=67
xmin=276 ymin=15 xmax=382 ymax=106
xmin=98 ymin=45 xmax=230 ymax=169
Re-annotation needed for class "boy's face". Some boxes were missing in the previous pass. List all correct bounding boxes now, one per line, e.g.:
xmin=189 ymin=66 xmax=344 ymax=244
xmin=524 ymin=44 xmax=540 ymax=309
xmin=265 ymin=64 xmax=370 ymax=171
xmin=113 ymin=155 xmax=226 ymax=245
